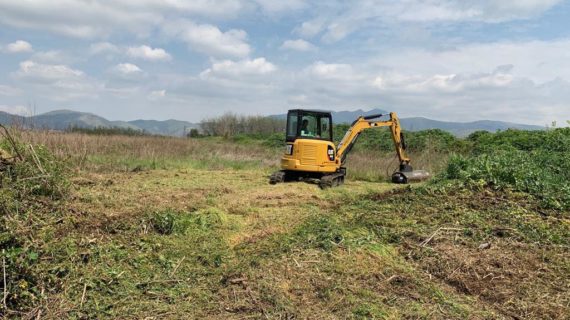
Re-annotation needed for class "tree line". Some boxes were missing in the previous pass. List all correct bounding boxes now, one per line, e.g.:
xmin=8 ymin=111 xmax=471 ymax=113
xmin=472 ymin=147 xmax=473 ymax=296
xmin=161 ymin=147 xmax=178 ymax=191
xmin=199 ymin=113 xmax=285 ymax=137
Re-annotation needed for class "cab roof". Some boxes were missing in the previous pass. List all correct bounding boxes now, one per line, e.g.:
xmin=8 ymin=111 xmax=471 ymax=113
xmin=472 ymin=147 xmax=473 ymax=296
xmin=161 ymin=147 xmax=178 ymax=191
xmin=287 ymin=109 xmax=332 ymax=116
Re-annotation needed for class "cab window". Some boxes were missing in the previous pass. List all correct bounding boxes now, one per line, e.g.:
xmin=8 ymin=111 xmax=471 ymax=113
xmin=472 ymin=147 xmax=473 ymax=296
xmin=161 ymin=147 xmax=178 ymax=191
xmin=300 ymin=114 xmax=318 ymax=137
xmin=286 ymin=112 xmax=298 ymax=140
xmin=319 ymin=115 xmax=332 ymax=140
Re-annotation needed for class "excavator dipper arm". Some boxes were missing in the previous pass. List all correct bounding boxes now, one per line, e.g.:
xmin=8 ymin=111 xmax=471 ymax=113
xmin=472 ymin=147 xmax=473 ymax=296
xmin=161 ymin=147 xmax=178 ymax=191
xmin=336 ymin=112 xmax=410 ymax=169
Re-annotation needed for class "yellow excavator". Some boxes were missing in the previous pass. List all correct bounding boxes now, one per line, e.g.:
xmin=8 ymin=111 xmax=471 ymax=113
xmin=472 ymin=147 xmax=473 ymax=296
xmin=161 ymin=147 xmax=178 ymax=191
xmin=269 ymin=109 xmax=430 ymax=188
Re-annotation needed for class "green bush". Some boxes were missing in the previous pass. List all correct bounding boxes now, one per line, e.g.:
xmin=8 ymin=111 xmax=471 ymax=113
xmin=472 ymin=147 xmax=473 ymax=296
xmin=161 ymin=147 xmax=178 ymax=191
xmin=468 ymin=128 xmax=569 ymax=154
xmin=334 ymin=125 xmax=466 ymax=153
xmin=187 ymin=128 xmax=202 ymax=138
xmin=67 ymin=125 xmax=149 ymax=136
xmin=434 ymin=127 xmax=570 ymax=211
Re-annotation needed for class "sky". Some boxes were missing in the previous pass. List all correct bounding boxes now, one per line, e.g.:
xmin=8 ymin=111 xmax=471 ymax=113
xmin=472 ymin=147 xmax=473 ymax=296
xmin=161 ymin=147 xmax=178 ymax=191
xmin=0 ymin=0 xmax=569 ymax=125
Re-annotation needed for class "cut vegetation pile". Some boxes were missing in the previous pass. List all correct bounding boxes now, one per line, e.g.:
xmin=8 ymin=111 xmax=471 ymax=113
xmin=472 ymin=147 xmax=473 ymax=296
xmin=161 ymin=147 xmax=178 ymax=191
xmin=0 ymin=127 xmax=568 ymax=319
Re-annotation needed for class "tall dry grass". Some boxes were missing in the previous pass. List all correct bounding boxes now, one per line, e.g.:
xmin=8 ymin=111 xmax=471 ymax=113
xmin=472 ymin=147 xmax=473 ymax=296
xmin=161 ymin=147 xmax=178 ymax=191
xmin=14 ymin=129 xmax=449 ymax=180
xmin=344 ymin=149 xmax=448 ymax=181
xmin=16 ymin=130 xmax=280 ymax=172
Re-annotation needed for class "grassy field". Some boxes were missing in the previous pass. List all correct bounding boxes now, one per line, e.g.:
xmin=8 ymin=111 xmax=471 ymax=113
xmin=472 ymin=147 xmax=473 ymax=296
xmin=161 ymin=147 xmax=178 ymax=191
xmin=1 ymin=130 xmax=569 ymax=319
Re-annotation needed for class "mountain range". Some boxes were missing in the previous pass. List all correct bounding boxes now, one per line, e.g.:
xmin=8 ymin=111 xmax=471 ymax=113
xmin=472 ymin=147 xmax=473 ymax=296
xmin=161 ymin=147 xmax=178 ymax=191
xmin=0 ymin=109 xmax=544 ymax=137
xmin=273 ymin=108 xmax=544 ymax=136
xmin=0 ymin=110 xmax=198 ymax=137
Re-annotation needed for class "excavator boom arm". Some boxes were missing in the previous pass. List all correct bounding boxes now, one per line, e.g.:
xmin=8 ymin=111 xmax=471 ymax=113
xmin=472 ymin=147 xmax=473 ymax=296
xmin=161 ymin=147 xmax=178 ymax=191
xmin=336 ymin=112 xmax=410 ymax=166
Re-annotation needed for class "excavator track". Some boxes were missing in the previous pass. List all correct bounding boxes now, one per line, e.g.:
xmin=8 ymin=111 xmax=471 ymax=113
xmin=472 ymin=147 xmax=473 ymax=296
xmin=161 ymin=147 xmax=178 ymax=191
xmin=319 ymin=172 xmax=345 ymax=189
xmin=269 ymin=171 xmax=286 ymax=184
xmin=269 ymin=170 xmax=299 ymax=185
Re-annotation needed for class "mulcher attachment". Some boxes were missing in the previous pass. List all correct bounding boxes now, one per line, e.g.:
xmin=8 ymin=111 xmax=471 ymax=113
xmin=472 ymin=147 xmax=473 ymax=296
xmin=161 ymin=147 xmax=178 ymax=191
xmin=391 ymin=163 xmax=430 ymax=184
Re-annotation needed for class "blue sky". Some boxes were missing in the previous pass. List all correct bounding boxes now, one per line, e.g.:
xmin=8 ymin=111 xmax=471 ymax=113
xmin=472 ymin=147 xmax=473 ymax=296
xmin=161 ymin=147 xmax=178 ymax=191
xmin=0 ymin=0 xmax=569 ymax=125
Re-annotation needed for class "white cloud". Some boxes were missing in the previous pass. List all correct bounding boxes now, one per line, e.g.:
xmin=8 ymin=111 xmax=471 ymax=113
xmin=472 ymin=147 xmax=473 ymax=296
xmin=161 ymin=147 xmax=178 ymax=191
xmin=306 ymin=61 xmax=360 ymax=81
xmin=373 ymin=39 xmax=570 ymax=84
xmin=321 ymin=22 xmax=356 ymax=44
xmin=0 ymin=105 xmax=31 ymax=116
xmin=456 ymin=0 xmax=563 ymax=23
xmin=295 ymin=59 xmax=568 ymax=125
xmin=296 ymin=1 xmax=564 ymax=42
xmin=288 ymin=94 xmax=308 ymax=104
xmin=31 ymin=50 xmax=70 ymax=63
xmin=5 ymin=40 xmax=33 ymax=53
xmin=14 ymin=60 xmax=84 ymax=81
xmin=280 ymin=39 xmax=316 ymax=51
xmin=163 ymin=20 xmax=250 ymax=58
xmin=127 ymin=45 xmax=171 ymax=61
xmin=115 ymin=63 xmax=143 ymax=75
xmin=0 ymin=0 xmax=247 ymax=38
xmin=11 ymin=60 xmax=101 ymax=101
xmin=90 ymin=42 xmax=120 ymax=55
xmin=148 ymin=89 xmax=166 ymax=100
xmin=371 ymin=68 xmax=514 ymax=93
xmin=105 ymin=86 xmax=142 ymax=98
xmin=200 ymin=58 xmax=277 ymax=79
xmin=294 ymin=19 xmax=326 ymax=38
xmin=253 ymin=0 xmax=306 ymax=13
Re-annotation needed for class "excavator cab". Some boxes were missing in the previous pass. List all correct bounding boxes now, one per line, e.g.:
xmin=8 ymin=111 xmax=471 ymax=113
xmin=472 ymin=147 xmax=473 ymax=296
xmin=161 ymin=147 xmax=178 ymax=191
xmin=278 ymin=110 xmax=341 ymax=186
xmin=270 ymin=109 xmax=430 ymax=188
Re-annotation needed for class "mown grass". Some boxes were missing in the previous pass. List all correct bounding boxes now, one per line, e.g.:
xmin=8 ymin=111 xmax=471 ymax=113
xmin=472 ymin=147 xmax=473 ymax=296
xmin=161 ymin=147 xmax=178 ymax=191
xmin=11 ymin=168 xmax=567 ymax=319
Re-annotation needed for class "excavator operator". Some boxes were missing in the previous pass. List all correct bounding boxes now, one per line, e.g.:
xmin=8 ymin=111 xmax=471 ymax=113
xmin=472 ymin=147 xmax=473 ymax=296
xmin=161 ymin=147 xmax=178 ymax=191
xmin=300 ymin=119 xmax=314 ymax=137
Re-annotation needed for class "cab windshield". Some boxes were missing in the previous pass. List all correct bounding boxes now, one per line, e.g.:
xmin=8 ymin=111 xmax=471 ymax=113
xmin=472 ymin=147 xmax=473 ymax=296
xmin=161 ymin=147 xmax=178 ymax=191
xmin=286 ymin=111 xmax=332 ymax=142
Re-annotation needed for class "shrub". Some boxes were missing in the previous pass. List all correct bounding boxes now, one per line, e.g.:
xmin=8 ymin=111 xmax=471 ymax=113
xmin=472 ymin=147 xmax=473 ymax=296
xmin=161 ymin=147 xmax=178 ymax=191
xmin=438 ymin=150 xmax=570 ymax=210
xmin=434 ymin=127 xmax=570 ymax=211
xmin=468 ymin=128 xmax=569 ymax=154
xmin=200 ymin=113 xmax=285 ymax=137
xmin=0 ymin=128 xmax=70 ymax=312
xmin=67 ymin=125 xmax=149 ymax=136
xmin=334 ymin=125 xmax=466 ymax=153
xmin=187 ymin=128 xmax=202 ymax=138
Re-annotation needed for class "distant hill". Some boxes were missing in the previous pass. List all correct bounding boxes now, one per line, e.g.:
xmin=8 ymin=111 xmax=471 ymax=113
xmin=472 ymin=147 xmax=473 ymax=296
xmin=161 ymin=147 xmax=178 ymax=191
xmin=0 ymin=108 xmax=544 ymax=137
xmin=400 ymin=117 xmax=543 ymax=137
xmin=128 ymin=119 xmax=197 ymax=137
xmin=273 ymin=108 xmax=544 ymax=136
xmin=0 ymin=110 xmax=198 ymax=137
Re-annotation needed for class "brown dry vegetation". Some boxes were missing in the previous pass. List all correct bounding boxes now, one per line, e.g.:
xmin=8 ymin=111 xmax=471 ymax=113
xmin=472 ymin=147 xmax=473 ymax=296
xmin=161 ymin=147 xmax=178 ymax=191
xmin=18 ymin=130 xmax=280 ymax=172
xmin=17 ymin=130 xmax=444 ymax=182
xmin=2 ymin=130 xmax=569 ymax=319
xmin=343 ymin=149 xmax=447 ymax=182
